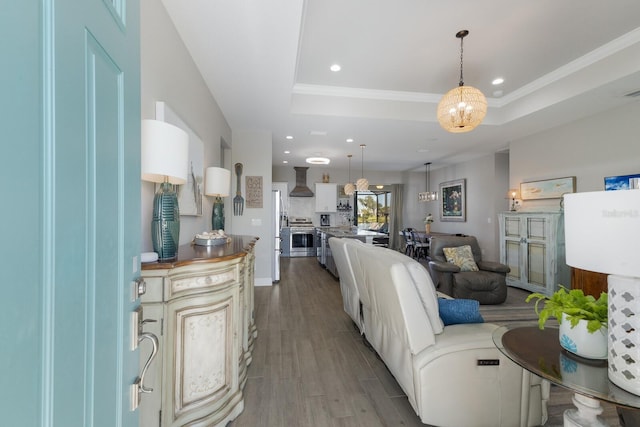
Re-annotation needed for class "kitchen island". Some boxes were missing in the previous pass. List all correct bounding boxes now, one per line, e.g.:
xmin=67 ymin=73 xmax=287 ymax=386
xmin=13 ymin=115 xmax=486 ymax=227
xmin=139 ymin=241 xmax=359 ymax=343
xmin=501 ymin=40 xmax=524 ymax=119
xmin=317 ymin=227 xmax=388 ymax=277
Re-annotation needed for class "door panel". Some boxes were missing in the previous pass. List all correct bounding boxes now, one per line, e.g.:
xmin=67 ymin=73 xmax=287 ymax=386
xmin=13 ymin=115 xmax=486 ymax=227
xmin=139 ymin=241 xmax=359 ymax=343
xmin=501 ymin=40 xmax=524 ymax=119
xmin=2 ymin=0 xmax=140 ymax=426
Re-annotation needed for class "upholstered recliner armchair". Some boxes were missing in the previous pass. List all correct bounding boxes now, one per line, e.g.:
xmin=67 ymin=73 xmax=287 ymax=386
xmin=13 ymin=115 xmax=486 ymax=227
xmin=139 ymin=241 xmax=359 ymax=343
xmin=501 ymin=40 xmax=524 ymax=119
xmin=429 ymin=235 xmax=509 ymax=305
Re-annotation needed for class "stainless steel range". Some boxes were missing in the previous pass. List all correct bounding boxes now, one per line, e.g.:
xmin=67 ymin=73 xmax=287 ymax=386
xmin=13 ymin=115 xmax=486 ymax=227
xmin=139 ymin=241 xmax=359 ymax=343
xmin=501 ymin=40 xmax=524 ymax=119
xmin=288 ymin=217 xmax=316 ymax=257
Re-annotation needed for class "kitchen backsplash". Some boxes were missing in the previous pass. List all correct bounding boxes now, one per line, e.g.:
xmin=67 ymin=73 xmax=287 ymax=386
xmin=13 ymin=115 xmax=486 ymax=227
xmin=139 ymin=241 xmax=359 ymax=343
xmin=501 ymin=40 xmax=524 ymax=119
xmin=288 ymin=197 xmax=351 ymax=227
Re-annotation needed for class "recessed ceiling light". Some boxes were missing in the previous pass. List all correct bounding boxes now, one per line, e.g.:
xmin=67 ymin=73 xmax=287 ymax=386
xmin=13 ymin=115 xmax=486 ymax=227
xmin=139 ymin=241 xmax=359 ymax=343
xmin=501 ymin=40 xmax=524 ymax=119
xmin=306 ymin=157 xmax=330 ymax=165
xmin=285 ymin=135 xmax=293 ymax=140
xmin=346 ymin=138 xmax=354 ymax=143
xmin=330 ymin=64 xmax=341 ymax=72
xmin=492 ymin=77 xmax=504 ymax=85
xmin=284 ymin=150 xmax=290 ymax=154
xmin=283 ymin=160 xmax=288 ymax=164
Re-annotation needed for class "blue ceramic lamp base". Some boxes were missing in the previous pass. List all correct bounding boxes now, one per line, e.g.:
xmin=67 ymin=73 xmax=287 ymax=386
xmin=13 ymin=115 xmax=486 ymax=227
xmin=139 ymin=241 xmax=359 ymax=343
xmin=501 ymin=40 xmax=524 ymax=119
xmin=151 ymin=182 xmax=180 ymax=261
xmin=212 ymin=198 xmax=225 ymax=231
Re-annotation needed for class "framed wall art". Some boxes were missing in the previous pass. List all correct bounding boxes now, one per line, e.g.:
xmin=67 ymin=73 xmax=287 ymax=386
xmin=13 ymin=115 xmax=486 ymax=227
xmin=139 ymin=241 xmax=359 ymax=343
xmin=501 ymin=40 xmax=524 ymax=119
xmin=520 ymin=176 xmax=575 ymax=200
xmin=604 ymin=173 xmax=640 ymax=191
xmin=440 ymin=179 xmax=466 ymax=222
xmin=245 ymin=175 xmax=263 ymax=208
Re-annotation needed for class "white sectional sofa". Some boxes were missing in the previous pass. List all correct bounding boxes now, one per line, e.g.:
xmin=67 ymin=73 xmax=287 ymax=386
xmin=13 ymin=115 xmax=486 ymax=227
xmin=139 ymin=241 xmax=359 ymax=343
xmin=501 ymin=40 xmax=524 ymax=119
xmin=328 ymin=237 xmax=549 ymax=427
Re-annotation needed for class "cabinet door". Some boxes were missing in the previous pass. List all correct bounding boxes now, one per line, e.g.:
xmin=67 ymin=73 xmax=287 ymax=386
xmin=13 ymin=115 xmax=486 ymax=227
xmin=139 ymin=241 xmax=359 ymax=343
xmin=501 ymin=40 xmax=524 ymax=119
xmin=502 ymin=215 xmax=523 ymax=281
xmin=163 ymin=290 xmax=242 ymax=427
xmin=523 ymin=216 xmax=550 ymax=287
xmin=315 ymin=183 xmax=337 ymax=212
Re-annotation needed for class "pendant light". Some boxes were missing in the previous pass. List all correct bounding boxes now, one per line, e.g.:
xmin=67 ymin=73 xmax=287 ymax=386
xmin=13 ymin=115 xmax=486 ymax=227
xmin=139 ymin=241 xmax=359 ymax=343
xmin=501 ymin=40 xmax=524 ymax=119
xmin=418 ymin=162 xmax=438 ymax=202
xmin=344 ymin=154 xmax=355 ymax=196
xmin=437 ymin=30 xmax=487 ymax=133
xmin=356 ymin=144 xmax=369 ymax=191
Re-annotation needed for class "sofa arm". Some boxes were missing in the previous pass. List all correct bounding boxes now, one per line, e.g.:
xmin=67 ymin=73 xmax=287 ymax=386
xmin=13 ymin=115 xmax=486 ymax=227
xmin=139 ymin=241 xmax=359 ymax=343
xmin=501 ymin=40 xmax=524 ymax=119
xmin=428 ymin=260 xmax=460 ymax=273
xmin=477 ymin=260 xmax=510 ymax=274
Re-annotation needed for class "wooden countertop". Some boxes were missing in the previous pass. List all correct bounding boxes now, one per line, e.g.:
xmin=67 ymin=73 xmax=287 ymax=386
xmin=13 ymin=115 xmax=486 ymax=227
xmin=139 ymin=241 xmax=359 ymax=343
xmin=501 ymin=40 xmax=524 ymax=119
xmin=141 ymin=235 xmax=259 ymax=270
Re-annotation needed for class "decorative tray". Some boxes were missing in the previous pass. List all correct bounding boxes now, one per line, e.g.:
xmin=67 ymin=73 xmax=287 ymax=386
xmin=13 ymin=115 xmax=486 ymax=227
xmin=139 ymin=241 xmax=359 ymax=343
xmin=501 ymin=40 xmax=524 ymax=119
xmin=193 ymin=231 xmax=230 ymax=246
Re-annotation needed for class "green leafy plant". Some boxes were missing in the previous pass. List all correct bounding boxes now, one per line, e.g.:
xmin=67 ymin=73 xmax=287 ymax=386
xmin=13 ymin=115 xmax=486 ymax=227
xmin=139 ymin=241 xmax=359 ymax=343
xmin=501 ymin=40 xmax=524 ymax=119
xmin=525 ymin=286 xmax=607 ymax=333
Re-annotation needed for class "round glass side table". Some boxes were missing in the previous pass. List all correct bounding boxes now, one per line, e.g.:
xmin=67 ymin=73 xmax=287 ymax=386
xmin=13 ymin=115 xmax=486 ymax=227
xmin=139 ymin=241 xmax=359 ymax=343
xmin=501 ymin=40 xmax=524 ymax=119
xmin=493 ymin=324 xmax=640 ymax=427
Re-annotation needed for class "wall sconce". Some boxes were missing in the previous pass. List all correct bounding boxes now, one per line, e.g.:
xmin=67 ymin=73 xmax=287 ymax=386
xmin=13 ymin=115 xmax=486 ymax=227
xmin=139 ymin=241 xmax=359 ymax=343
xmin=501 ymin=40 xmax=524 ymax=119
xmin=507 ymin=188 xmax=520 ymax=211
xmin=141 ymin=119 xmax=189 ymax=261
xmin=205 ymin=166 xmax=231 ymax=231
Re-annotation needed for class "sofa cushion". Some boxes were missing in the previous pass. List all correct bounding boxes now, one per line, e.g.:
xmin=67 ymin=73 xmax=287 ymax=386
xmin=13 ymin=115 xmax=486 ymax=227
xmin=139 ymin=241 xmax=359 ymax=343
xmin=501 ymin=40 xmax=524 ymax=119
xmin=443 ymin=245 xmax=479 ymax=272
xmin=437 ymin=298 xmax=484 ymax=325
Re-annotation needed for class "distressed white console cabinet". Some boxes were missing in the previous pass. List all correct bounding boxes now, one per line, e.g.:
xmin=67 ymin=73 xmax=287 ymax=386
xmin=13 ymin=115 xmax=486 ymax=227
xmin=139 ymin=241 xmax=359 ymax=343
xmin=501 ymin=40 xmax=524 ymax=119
xmin=139 ymin=236 xmax=258 ymax=427
xmin=498 ymin=212 xmax=569 ymax=297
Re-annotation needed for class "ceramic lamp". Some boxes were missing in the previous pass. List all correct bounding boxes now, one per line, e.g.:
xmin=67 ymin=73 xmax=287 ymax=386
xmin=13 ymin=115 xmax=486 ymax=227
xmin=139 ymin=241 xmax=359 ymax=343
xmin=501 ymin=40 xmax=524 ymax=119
xmin=141 ymin=119 xmax=188 ymax=261
xmin=564 ymin=190 xmax=640 ymax=395
xmin=205 ymin=166 xmax=231 ymax=231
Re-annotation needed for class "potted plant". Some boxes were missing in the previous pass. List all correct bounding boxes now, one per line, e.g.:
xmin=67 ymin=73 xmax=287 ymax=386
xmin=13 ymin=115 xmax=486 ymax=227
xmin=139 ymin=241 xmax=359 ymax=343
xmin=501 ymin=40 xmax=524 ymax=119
xmin=526 ymin=286 xmax=608 ymax=359
xmin=424 ymin=213 xmax=434 ymax=234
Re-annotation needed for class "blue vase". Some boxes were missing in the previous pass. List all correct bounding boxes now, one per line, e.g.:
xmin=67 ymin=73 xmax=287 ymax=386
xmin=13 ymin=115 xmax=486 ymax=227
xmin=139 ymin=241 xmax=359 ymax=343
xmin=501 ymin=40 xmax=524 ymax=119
xmin=151 ymin=182 xmax=180 ymax=260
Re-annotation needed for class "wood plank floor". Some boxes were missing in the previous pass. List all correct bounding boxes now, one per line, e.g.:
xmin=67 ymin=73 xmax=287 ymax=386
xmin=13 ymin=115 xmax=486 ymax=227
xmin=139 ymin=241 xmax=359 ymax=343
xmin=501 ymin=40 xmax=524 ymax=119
xmin=229 ymin=257 xmax=623 ymax=427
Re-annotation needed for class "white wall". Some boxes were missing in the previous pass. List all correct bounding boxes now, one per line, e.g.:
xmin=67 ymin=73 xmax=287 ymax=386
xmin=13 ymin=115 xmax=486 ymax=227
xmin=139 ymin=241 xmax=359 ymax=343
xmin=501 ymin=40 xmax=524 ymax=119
xmin=231 ymin=130 xmax=273 ymax=285
xmin=510 ymin=102 xmax=640 ymax=211
xmin=140 ymin=1 xmax=232 ymax=252
xmin=403 ymin=154 xmax=509 ymax=262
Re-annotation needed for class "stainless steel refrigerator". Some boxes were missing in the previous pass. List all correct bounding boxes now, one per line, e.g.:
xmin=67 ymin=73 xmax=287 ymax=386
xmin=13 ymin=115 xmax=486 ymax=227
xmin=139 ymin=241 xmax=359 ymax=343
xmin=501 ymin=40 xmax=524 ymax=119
xmin=272 ymin=189 xmax=282 ymax=283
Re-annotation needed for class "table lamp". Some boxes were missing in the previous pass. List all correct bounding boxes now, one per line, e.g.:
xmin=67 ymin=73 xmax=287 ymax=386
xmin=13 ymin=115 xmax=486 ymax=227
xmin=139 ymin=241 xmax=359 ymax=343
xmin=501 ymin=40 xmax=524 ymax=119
xmin=564 ymin=190 xmax=640 ymax=396
xmin=141 ymin=119 xmax=188 ymax=261
xmin=205 ymin=166 xmax=231 ymax=231
xmin=507 ymin=188 xmax=520 ymax=211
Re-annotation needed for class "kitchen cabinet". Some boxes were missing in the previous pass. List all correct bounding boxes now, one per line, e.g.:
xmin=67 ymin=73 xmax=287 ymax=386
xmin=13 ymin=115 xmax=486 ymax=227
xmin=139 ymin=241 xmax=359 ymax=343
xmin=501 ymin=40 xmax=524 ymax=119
xmin=139 ymin=236 xmax=257 ymax=427
xmin=498 ymin=212 xmax=569 ymax=296
xmin=315 ymin=183 xmax=337 ymax=212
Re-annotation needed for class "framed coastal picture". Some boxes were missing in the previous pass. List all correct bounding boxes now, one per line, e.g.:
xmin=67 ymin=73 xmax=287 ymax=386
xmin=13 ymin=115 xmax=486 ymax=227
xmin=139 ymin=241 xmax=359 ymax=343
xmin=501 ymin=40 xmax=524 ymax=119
xmin=520 ymin=176 xmax=575 ymax=200
xmin=604 ymin=173 xmax=640 ymax=191
xmin=440 ymin=179 xmax=466 ymax=222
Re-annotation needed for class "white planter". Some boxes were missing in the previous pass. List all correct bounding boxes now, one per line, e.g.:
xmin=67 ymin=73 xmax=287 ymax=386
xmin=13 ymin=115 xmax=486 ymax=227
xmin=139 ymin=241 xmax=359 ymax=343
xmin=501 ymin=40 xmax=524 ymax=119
xmin=559 ymin=313 xmax=607 ymax=359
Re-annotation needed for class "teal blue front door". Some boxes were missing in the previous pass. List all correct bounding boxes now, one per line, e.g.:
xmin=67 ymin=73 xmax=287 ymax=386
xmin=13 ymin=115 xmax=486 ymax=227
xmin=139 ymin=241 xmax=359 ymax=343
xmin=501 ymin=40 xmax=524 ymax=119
xmin=2 ymin=0 xmax=141 ymax=426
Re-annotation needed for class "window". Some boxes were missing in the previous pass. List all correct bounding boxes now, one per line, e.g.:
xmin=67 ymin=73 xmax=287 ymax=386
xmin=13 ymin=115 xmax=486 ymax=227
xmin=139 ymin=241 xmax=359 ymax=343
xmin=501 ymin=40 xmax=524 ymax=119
xmin=354 ymin=190 xmax=391 ymax=233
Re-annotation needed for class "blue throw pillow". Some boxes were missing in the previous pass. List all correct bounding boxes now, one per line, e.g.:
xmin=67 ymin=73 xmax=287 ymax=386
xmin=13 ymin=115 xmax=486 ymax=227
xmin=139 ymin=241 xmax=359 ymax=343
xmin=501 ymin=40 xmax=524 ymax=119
xmin=437 ymin=298 xmax=484 ymax=326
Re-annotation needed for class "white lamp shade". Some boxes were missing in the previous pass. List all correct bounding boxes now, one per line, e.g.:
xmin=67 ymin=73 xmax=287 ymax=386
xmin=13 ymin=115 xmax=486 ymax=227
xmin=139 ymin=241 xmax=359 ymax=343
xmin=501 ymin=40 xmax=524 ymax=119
xmin=205 ymin=167 xmax=231 ymax=197
xmin=141 ymin=119 xmax=189 ymax=184
xmin=344 ymin=183 xmax=355 ymax=196
xmin=564 ymin=190 xmax=640 ymax=277
xmin=356 ymin=178 xmax=369 ymax=192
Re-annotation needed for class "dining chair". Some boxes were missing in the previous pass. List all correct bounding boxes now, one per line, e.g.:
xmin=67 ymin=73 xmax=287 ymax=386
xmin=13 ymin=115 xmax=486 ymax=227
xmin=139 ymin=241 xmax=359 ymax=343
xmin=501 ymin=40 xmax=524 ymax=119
xmin=401 ymin=228 xmax=415 ymax=258
xmin=410 ymin=230 xmax=429 ymax=260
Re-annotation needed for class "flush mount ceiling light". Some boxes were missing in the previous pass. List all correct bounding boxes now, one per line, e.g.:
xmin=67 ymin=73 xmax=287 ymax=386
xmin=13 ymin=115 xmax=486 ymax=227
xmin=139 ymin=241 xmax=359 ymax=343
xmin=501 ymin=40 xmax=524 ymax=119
xmin=356 ymin=144 xmax=369 ymax=191
xmin=306 ymin=157 xmax=330 ymax=165
xmin=344 ymin=154 xmax=355 ymax=196
xmin=437 ymin=30 xmax=487 ymax=133
xmin=330 ymin=64 xmax=341 ymax=72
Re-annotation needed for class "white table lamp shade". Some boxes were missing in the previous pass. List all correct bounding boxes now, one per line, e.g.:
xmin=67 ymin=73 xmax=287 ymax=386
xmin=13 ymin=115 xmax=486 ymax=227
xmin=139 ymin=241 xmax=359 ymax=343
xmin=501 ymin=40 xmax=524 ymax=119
xmin=565 ymin=189 xmax=640 ymax=396
xmin=564 ymin=190 xmax=640 ymax=278
xmin=205 ymin=167 xmax=231 ymax=197
xmin=141 ymin=119 xmax=188 ymax=184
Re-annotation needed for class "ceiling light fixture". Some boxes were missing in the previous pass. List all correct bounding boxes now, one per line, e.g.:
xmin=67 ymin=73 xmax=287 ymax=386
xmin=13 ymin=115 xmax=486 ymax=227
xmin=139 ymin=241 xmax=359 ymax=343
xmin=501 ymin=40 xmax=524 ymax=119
xmin=306 ymin=157 xmax=330 ymax=165
xmin=344 ymin=154 xmax=355 ymax=196
xmin=330 ymin=64 xmax=341 ymax=72
xmin=285 ymin=135 xmax=293 ymax=140
xmin=418 ymin=162 xmax=438 ymax=202
xmin=356 ymin=144 xmax=369 ymax=192
xmin=437 ymin=30 xmax=487 ymax=133
xmin=492 ymin=77 xmax=504 ymax=85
